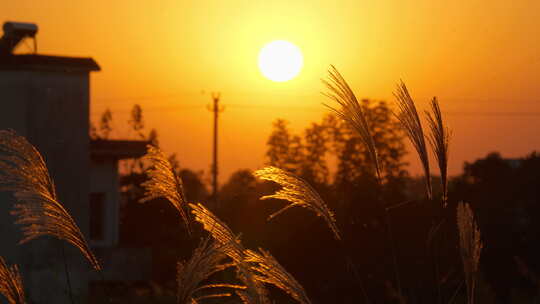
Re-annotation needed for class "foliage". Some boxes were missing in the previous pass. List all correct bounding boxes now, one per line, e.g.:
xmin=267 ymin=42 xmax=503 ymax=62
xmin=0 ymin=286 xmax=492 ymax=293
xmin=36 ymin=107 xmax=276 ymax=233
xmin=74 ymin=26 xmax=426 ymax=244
xmin=99 ymin=108 xmax=113 ymax=139
xmin=3 ymin=66 xmax=525 ymax=304
xmin=129 ymin=104 xmax=145 ymax=139
xmin=451 ymin=151 xmax=540 ymax=301
xmin=264 ymin=99 xmax=409 ymax=222
xmin=323 ymin=102 xmax=408 ymax=188
xmin=302 ymin=122 xmax=330 ymax=185
xmin=265 ymin=119 xmax=304 ymax=175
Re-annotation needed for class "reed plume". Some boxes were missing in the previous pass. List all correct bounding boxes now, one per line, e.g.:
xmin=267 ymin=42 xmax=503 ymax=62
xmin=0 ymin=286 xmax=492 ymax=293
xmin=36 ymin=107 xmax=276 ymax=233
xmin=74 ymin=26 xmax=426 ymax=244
xmin=141 ymin=145 xmax=191 ymax=234
xmin=245 ymin=248 xmax=312 ymax=304
xmin=322 ymin=65 xmax=381 ymax=181
xmin=189 ymin=203 xmax=269 ymax=304
xmin=426 ymin=97 xmax=450 ymax=207
xmin=457 ymin=202 xmax=483 ymax=304
xmin=177 ymin=238 xmax=244 ymax=304
xmin=253 ymin=166 xmax=340 ymax=240
xmin=189 ymin=203 xmax=243 ymax=260
xmin=0 ymin=130 xmax=100 ymax=270
xmin=0 ymin=257 xmax=25 ymax=304
xmin=234 ymin=263 xmax=270 ymax=304
xmin=394 ymin=81 xmax=432 ymax=200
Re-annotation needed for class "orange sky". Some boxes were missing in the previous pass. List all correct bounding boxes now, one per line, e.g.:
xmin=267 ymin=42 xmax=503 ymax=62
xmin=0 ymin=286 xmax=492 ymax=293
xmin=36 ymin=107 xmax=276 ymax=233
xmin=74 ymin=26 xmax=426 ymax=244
xmin=2 ymin=0 xmax=540 ymax=184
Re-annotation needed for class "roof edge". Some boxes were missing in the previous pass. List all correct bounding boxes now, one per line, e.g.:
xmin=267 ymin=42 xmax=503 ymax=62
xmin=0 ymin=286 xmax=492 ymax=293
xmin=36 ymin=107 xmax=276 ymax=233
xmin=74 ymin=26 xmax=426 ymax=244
xmin=0 ymin=54 xmax=100 ymax=72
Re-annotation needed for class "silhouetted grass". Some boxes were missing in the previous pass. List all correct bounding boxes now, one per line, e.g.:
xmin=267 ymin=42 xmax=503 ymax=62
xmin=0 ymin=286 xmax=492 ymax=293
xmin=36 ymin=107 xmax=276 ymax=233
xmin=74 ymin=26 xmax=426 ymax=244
xmin=426 ymin=97 xmax=451 ymax=207
xmin=0 ymin=66 xmax=489 ymax=304
xmin=0 ymin=256 xmax=25 ymax=304
xmin=457 ymin=202 xmax=483 ymax=304
xmin=322 ymin=65 xmax=382 ymax=182
xmin=394 ymin=82 xmax=432 ymax=201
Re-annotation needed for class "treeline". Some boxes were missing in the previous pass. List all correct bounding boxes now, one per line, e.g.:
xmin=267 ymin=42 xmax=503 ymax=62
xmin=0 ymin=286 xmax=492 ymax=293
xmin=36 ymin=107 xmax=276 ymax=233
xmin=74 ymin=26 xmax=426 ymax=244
xmin=115 ymin=101 xmax=540 ymax=303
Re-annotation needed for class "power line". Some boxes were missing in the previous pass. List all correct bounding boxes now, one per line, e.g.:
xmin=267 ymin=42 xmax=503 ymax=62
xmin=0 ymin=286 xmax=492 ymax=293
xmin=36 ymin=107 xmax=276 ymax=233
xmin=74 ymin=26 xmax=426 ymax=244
xmin=89 ymin=105 xmax=204 ymax=116
xmin=443 ymin=111 xmax=540 ymax=117
xmin=91 ymin=103 xmax=540 ymax=117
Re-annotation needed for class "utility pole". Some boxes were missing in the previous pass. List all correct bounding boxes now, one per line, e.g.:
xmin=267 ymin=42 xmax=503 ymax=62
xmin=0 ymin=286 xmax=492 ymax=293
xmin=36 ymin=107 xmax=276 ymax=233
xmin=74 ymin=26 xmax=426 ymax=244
xmin=208 ymin=92 xmax=224 ymax=209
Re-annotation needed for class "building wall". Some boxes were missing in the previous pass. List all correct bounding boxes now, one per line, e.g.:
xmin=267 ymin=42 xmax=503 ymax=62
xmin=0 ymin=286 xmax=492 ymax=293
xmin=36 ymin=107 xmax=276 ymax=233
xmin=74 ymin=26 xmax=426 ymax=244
xmin=89 ymin=157 xmax=120 ymax=247
xmin=0 ymin=69 xmax=92 ymax=303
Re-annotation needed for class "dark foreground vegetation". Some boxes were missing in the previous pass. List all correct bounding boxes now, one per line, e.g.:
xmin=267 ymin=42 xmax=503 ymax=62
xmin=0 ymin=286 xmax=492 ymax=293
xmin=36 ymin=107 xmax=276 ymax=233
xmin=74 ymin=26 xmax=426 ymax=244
xmin=1 ymin=68 xmax=540 ymax=304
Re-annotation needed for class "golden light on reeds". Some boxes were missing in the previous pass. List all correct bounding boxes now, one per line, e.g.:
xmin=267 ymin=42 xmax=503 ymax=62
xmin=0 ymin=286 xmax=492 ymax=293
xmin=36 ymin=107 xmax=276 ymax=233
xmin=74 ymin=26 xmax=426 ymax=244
xmin=188 ymin=203 xmax=244 ymax=261
xmin=0 ymin=257 xmax=25 ymax=304
xmin=189 ymin=203 xmax=269 ymax=304
xmin=253 ymin=166 xmax=340 ymax=240
xmin=176 ymin=238 xmax=244 ymax=304
xmin=141 ymin=145 xmax=191 ymax=234
xmin=0 ymin=130 xmax=100 ymax=271
xmin=245 ymin=248 xmax=312 ymax=304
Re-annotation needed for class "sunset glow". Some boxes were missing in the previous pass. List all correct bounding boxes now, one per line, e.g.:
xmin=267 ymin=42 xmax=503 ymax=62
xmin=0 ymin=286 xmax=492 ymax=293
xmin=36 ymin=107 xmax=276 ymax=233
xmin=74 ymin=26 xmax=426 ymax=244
xmin=1 ymin=1 xmax=539 ymax=181
xmin=2 ymin=2 xmax=540 ymax=302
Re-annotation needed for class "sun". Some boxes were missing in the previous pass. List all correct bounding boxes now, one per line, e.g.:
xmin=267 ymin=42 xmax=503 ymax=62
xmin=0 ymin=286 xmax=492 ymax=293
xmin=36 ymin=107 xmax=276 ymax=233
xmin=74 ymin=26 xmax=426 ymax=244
xmin=258 ymin=40 xmax=303 ymax=82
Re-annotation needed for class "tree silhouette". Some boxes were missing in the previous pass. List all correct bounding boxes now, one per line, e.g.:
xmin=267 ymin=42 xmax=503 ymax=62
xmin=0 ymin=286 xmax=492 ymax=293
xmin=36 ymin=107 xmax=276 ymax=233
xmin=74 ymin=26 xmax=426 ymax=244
xmin=451 ymin=151 xmax=540 ymax=302
xmin=98 ymin=108 xmax=113 ymax=139
xmin=265 ymin=119 xmax=304 ymax=175
xmin=301 ymin=122 xmax=330 ymax=186
xmin=323 ymin=99 xmax=408 ymax=188
xmin=129 ymin=104 xmax=145 ymax=139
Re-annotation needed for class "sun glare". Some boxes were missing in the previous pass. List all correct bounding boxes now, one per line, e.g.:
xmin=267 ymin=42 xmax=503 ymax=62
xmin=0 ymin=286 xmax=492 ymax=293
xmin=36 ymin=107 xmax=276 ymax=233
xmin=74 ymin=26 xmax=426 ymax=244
xmin=258 ymin=40 xmax=303 ymax=82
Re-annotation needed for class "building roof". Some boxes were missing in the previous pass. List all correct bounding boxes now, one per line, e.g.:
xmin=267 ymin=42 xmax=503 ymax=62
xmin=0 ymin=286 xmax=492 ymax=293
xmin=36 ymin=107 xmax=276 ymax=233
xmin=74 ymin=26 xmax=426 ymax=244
xmin=90 ymin=139 xmax=149 ymax=160
xmin=0 ymin=54 xmax=100 ymax=72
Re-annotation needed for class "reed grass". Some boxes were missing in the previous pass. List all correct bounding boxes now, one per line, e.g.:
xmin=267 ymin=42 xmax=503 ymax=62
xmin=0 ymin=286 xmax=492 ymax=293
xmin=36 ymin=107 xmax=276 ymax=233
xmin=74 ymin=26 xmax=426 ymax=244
xmin=394 ymin=81 xmax=432 ymax=200
xmin=189 ymin=203 xmax=269 ymax=304
xmin=321 ymin=67 xmax=409 ymax=297
xmin=0 ymin=130 xmax=100 ymax=271
xmin=322 ymin=65 xmax=382 ymax=182
xmin=426 ymin=97 xmax=450 ymax=207
xmin=141 ymin=145 xmax=191 ymax=234
xmin=457 ymin=202 xmax=483 ymax=304
xmin=253 ymin=166 xmax=340 ymax=240
xmin=176 ymin=238 xmax=244 ymax=304
xmin=245 ymin=248 xmax=312 ymax=304
xmin=0 ymin=65 xmax=479 ymax=304
xmin=0 ymin=256 xmax=25 ymax=304
xmin=140 ymin=144 xmax=270 ymax=304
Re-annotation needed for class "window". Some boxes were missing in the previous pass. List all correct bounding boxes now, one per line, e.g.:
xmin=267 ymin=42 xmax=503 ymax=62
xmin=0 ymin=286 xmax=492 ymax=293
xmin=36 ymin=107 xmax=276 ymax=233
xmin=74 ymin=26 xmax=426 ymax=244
xmin=89 ymin=192 xmax=106 ymax=241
